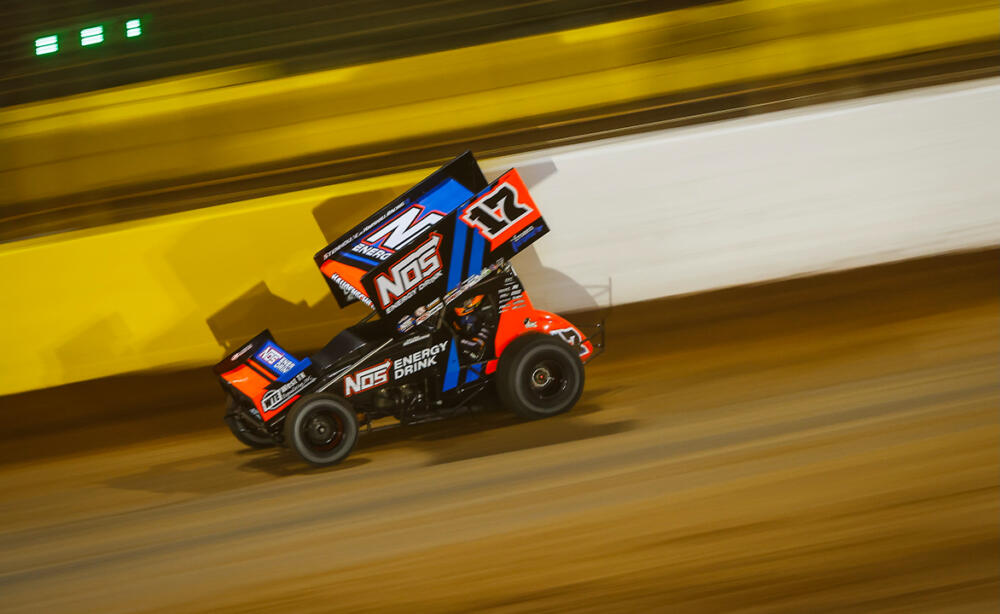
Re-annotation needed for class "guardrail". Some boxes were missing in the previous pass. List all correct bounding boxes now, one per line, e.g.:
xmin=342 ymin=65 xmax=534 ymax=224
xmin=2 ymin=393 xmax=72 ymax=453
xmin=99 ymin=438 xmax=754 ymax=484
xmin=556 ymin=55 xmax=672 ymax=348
xmin=2 ymin=78 xmax=998 ymax=396
xmin=1 ymin=0 xmax=996 ymax=206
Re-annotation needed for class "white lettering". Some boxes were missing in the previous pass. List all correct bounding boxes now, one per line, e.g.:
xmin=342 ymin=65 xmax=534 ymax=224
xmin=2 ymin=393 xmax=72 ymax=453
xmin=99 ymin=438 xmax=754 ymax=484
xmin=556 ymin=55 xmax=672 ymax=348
xmin=374 ymin=233 xmax=443 ymax=310
xmin=261 ymin=371 xmax=316 ymax=412
xmin=364 ymin=206 xmax=443 ymax=252
xmin=328 ymin=272 xmax=375 ymax=308
xmin=352 ymin=243 xmax=391 ymax=260
xmin=343 ymin=359 xmax=391 ymax=397
xmin=393 ymin=342 xmax=448 ymax=379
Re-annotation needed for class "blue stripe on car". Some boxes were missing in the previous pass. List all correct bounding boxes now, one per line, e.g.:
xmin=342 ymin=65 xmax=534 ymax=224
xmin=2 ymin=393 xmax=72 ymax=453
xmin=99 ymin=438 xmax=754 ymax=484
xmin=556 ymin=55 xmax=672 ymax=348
xmin=467 ymin=230 xmax=484 ymax=278
xmin=338 ymin=252 xmax=380 ymax=266
xmin=447 ymin=216 xmax=468 ymax=290
xmin=442 ymin=342 xmax=461 ymax=391
xmin=464 ymin=363 xmax=482 ymax=384
xmin=420 ymin=178 xmax=474 ymax=214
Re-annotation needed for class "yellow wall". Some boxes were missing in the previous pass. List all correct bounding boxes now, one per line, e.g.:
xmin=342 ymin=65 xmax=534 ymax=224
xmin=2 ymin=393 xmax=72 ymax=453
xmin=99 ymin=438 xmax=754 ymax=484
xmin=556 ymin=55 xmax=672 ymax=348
xmin=1 ymin=0 xmax=995 ymax=205
xmin=1 ymin=171 xmax=427 ymax=395
xmin=2 ymin=0 xmax=997 ymax=395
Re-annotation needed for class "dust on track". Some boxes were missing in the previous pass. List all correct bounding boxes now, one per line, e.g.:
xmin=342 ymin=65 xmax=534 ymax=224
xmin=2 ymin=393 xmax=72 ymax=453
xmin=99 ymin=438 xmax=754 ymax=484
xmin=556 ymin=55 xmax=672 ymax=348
xmin=0 ymin=250 xmax=996 ymax=613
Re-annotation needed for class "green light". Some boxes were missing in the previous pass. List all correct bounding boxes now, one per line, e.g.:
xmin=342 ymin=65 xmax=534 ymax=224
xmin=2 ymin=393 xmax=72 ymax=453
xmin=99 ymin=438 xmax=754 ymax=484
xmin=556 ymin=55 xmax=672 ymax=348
xmin=80 ymin=25 xmax=104 ymax=46
xmin=125 ymin=19 xmax=142 ymax=38
xmin=34 ymin=35 xmax=59 ymax=55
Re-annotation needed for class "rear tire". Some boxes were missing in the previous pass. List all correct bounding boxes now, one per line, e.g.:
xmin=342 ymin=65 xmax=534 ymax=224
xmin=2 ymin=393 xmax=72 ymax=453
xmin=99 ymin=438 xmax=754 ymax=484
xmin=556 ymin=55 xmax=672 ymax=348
xmin=497 ymin=334 xmax=585 ymax=420
xmin=225 ymin=398 xmax=275 ymax=449
xmin=283 ymin=394 xmax=359 ymax=467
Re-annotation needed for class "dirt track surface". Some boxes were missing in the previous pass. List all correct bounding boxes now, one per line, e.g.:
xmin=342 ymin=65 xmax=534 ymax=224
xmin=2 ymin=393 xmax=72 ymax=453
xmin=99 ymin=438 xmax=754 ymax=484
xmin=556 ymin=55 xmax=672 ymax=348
xmin=0 ymin=251 xmax=997 ymax=613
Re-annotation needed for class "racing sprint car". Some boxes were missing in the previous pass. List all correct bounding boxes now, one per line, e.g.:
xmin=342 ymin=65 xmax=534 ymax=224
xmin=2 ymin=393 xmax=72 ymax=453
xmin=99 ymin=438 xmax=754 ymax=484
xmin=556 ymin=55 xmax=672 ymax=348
xmin=213 ymin=152 xmax=604 ymax=466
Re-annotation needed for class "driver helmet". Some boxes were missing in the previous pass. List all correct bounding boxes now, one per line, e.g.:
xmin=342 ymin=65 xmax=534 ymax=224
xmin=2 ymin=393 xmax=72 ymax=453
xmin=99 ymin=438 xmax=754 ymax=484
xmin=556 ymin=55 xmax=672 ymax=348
xmin=454 ymin=294 xmax=484 ymax=317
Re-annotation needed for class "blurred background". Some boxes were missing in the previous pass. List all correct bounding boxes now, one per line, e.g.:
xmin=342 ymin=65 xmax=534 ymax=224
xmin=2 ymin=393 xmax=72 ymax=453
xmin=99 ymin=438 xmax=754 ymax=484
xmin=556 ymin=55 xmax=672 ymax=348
xmin=1 ymin=1 xmax=998 ymax=612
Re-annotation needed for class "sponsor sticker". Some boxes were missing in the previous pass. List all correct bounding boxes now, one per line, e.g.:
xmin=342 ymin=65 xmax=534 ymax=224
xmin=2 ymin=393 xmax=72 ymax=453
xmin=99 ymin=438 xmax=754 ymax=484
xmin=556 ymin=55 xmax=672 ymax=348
xmin=261 ymin=371 xmax=316 ymax=412
xmin=352 ymin=243 xmax=392 ymax=261
xmin=373 ymin=232 xmax=444 ymax=312
xmin=393 ymin=341 xmax=448 ymax=379
xmin=363 ymin=204 xmax=444 ymax=253
xmin=344 ymin=359 xmax=392 ymax=397
xmin=511 ymin=223 xmax=544 ymax=253
xmin=328 ymin=272 xmax=375 ymax=308
xmin=256 ymin=343 xmax=297 ymax=375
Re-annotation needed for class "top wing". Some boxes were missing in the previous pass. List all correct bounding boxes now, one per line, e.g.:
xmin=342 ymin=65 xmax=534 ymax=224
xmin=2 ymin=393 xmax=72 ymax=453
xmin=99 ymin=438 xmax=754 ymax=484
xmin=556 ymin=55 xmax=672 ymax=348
xmin=314 ymin=151 xmax=488 ymax=308
xmin=360 ymin=167 xmax=550 ymax=320
xmin=315 ymin=153 xmax=550 ymax=318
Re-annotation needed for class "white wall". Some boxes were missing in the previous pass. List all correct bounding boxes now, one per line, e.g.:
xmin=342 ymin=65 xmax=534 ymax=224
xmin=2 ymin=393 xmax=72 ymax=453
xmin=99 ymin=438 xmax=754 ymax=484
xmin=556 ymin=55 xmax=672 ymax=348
xmin=488 ymin=78 xmax=1000 ymax=312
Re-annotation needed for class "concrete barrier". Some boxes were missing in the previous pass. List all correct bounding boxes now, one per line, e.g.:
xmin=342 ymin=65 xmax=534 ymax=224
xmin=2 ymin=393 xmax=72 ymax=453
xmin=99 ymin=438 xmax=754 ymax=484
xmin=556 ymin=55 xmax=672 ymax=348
xmin=497 ymin=78 xmax=1000 ymax=312
xmin=3 ymin=78 xmax=999 ymax=396
xmin=1 ymin=0 xmax=995 ymax=205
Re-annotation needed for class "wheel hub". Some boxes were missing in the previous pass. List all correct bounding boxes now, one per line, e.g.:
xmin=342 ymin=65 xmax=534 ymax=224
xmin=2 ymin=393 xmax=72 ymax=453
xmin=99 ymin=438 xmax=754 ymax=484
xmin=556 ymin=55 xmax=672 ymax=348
xmin=307 ymin=416 xmax=336 ymax=444
xmin=531 ymin=366 xmax=553 ymax=389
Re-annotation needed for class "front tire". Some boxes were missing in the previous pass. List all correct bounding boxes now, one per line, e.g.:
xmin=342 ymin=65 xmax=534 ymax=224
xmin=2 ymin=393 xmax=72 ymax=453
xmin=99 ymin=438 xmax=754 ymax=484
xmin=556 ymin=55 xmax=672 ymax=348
xmin=283 ymin=394 xmax=359 ymax=467
xmin=497 ymin=334 xmax=585 ymax=420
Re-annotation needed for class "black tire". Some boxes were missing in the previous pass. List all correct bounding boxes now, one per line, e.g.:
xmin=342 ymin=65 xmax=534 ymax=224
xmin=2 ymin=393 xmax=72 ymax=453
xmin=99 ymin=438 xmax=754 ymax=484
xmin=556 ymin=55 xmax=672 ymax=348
xmin=225 ymin=398 xmax=275 ymax=449
xmin=283 ymin=394 xmax=359 ymax=467
xmin=497 ymin=334 xmax=585 ymax=420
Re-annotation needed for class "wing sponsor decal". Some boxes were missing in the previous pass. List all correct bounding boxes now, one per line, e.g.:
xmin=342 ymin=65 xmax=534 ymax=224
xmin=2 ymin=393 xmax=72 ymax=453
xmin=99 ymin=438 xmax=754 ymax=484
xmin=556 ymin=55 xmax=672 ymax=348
xmin=373 ymin=232 xmax=444 ymax=313
xmin=510 ymin=223 xmax=545 ymax=253
xmin=328 ymin=273 xmax=375 ymax=308
xmin=363 ymin=204 xmax=444 ymax=253
xmin=320 ymin=259 xmax=375 ymax=308
xmin=261 ymin=371 xmax=316 ymax=412
xmin=350 ymin=243 xmax=392 ymax=261
xmin=256 ymin=342 xmax=297 ymax=375
xmin=344 ymin=359 xmax=392 ymax=397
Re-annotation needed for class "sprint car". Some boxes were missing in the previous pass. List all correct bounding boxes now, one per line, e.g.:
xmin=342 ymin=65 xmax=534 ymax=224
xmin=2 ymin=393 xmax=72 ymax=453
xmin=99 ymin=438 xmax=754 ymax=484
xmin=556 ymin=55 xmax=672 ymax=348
xmin=213 ymin=152 xmax=603 ymax=466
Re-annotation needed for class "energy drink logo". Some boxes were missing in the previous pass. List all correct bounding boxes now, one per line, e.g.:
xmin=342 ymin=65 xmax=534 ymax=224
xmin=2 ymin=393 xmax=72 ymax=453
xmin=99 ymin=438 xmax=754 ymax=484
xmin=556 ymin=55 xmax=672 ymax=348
xmin=394 ymin=341 xmax=448 ymax=379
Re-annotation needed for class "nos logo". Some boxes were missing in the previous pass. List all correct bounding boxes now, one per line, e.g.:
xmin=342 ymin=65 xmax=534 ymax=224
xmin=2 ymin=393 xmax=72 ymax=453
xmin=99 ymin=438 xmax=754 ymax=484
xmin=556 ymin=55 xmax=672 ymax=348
xmin=344 ymin=359 xmax=391 ymax=397
xmin=373 ymin=233 xmax=443 ymax=309
xmin=364 ymin=205 xmax=443 ymax=252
